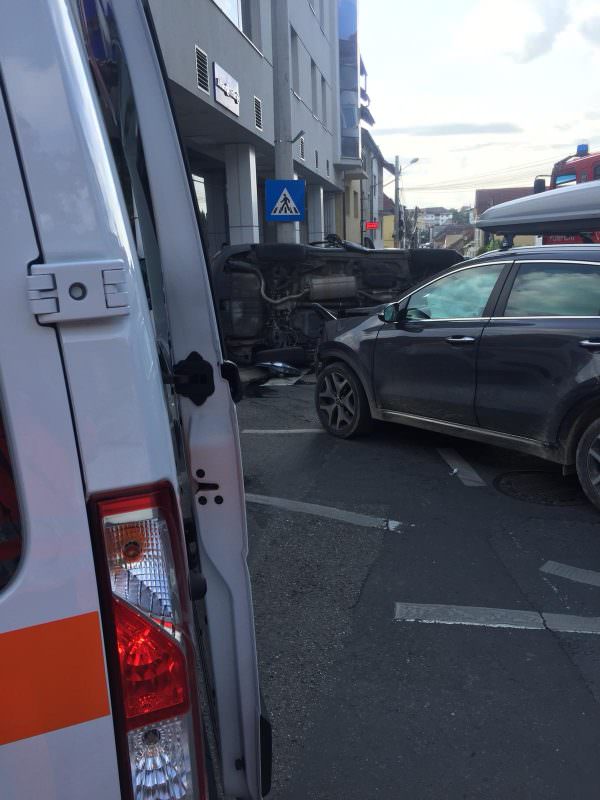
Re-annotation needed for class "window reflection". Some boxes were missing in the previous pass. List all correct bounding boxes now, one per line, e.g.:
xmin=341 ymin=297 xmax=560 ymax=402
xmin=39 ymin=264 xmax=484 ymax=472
xmin=506 ymin=263 xmax=600 ymax=317
xmin=407 ymin=264 xmax=504 ymax=320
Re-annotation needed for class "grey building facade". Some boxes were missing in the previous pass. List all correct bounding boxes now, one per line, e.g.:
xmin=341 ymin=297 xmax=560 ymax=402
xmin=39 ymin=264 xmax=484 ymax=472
xmin=148 ymin=0 xmax=368 ymax=256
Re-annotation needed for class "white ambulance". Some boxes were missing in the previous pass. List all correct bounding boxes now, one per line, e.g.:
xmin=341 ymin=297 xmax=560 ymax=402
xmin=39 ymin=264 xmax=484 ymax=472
xmin=0 ymin=1 xmax=270 ymax=798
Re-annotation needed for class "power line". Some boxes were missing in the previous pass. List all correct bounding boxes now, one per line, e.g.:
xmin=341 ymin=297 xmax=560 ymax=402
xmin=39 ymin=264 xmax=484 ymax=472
xmin=385 ymin=157 xmax=552 ymax=192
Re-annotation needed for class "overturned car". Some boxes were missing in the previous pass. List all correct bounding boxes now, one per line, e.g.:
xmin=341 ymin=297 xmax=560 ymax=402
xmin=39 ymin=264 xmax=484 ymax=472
xmin=213 ymin=239 xmax=463 ymax=367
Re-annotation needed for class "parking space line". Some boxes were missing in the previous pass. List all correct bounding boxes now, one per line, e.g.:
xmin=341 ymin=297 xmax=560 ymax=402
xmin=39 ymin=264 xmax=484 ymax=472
xmin=394 ymin=602 xmax=600 ymax=635
xmin=241 ymin=428 xmax=324 ymax=434
xmin=246 ymin=492 xmax=403 ymax=531
xmin=540 ymin=560 xmax=600 ymax=588
xmin=394 ymin=602 xmax=544 ymax=630
xmin=542 ymin=612 xmax=600 ymax=635
xmin=437 ymin=448 xmax=486 ymax=486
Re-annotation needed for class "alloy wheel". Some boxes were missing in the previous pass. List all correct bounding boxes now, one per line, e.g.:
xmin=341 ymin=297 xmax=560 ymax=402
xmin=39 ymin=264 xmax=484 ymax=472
xmin=587 ymin=438 xmax=600 ymax=489
xmin=318 ymin=371 xmax=356 ymax=432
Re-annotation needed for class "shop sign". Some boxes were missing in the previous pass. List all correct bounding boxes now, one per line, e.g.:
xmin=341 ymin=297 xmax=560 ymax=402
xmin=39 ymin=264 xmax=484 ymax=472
xmin=214 ymin=63 xmax=240 ymax=116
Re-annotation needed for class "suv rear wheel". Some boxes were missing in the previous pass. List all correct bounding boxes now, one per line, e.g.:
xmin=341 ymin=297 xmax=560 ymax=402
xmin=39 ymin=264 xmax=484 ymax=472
xmin=315 ymin=361 xmax=372 ymax=438
xmin=576 ymin=417 xmax=600 ymax=510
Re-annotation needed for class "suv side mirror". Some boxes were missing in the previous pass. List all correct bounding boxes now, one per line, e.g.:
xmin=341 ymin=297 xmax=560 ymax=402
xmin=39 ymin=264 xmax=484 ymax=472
xmin=379 ymin=302 xmax=406 ymax=324
xmin=533 ymin=177 xmax=546 ymax=194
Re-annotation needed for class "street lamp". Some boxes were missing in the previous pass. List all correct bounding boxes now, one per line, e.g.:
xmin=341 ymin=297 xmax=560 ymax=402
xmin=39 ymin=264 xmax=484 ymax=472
xmin=394 ymin=157 xmax=419 ymax=248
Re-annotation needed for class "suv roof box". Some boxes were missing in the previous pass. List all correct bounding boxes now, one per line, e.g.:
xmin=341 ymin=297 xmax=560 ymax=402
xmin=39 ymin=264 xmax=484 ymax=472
xmin=477 ymin=181 xmax=600 ymax=235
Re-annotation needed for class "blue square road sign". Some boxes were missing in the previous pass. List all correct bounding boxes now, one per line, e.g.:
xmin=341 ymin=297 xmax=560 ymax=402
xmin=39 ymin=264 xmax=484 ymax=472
xmin=265 ymin=179 xmax=305 ymax=222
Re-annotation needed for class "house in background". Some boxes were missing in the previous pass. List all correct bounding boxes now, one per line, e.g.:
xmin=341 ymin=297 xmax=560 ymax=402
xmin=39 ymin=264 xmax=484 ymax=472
xmin=382 ymin=194 xmax=395 ymax=247
xmin=360 ymin=129 xmax=395 ymax=247
xmin=419 ymin=207 xmax=453 ymax=228
xmin=431 ymin=223 xmax=475 ymax=255
xmin=473 ymin=188 xmax=536 ymax=251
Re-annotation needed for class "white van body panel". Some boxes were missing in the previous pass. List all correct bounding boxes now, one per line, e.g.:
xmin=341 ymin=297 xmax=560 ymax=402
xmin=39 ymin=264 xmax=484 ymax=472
xmin=2 ymin=720 xmax=121 ymax=799
xmin=0 ymin=17 xmax=121 ymax=798
xmin=0 ymin=0 xmax=177 ymax=493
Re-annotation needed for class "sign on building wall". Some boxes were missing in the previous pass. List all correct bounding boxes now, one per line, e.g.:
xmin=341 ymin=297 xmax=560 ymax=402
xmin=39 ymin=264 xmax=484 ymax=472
xmin=265 ymin=179 xmax=305 ymax=222
xmin=214 ymin=63 xmax=240 ymax=116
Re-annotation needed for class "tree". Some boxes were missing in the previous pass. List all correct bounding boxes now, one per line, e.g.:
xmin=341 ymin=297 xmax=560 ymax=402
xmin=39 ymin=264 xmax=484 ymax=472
xmin=451 ymin=207 xmax=471 ymax=224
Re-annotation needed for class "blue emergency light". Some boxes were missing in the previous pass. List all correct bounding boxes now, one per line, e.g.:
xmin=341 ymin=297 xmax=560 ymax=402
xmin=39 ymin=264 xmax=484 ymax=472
xmin=577 ymin=143 xmax=589 ymax=157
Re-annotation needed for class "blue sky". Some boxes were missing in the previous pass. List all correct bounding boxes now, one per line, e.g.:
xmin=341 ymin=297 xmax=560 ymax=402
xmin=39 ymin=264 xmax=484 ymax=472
xmin=359 ymin=0 xmax=600 ymax=209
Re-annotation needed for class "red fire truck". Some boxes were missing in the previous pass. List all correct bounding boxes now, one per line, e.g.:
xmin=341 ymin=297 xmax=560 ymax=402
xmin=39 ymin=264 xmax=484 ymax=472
xmin=535 ymin=144 xmax=600 ymax=244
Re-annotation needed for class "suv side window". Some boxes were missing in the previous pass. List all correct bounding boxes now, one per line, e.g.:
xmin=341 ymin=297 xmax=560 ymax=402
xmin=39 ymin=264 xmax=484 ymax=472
xmin=504 ymin=262 xmax=600 ymax=317
xmin=406 ymin=263 xmax=505 ymax=321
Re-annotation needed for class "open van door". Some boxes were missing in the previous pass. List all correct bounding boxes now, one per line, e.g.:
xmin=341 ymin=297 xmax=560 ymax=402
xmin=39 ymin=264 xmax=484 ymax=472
xmin=87 ymin=3 xmax=266 ymax=796
xmin=74 ymin=2 xmax=268 ymax=797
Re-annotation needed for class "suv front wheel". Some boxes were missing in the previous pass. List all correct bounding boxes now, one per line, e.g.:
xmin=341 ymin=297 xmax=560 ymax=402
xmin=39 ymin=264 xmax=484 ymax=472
xmin=315 ymin=361 xmax=372 ymax=438
xmin=576 ymin=417 xmax=600 ymax=511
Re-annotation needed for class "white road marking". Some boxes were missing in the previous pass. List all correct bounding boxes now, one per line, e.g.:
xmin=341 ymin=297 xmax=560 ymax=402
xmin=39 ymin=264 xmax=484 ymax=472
xmin=394 ymin=602 xmax=544 ymax=630
xmin=437 ymin=448 xmax=486 ymax=487
xmin=246 ymin=492 xmax=404 ymax=531
xmin=542 ymin=612 xmax=600 ymax=635
xmin=394 ymin=602 xmax=600 ymax=635
xmin=540 ymin=560 xmax=600 ymax=588
xmin=241 ymin=428 xmax=324 ymax=434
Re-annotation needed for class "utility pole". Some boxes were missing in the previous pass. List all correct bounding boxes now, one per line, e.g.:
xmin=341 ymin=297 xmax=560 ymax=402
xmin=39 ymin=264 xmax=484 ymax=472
xmin=394 ymin=156 xmax=401 ymax=248
xmin=272 ymin=0 xmax=296 ymax=244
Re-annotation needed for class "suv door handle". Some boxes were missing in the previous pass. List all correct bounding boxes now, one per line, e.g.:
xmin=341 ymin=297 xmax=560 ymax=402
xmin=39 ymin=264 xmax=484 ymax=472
xmin=579 ymin=340 xmax=600 ymax=349
xmin=445 ymin=335 xmax=476 ymax=345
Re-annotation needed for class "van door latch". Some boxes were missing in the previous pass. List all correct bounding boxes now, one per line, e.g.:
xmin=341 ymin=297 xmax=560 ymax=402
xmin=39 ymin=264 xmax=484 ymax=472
xmin=27 ymin=259 xmax=129 ymax=323
xmin=168 ymin=351 xmax=215 ymax=406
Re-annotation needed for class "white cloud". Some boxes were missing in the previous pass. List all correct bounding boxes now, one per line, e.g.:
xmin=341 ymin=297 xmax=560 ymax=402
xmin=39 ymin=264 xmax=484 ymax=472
xmin=455 ymin=0 xmax=569 ymax=62
xmin=579 ymin=16 xmax=600 ymax=45
xmin=514 ymin=0 xmax=570 ymax=63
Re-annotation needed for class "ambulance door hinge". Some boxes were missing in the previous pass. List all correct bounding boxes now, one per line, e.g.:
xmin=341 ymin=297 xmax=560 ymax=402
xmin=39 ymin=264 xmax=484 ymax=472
xmin=27 ymin=259 xmax=129 ymax=324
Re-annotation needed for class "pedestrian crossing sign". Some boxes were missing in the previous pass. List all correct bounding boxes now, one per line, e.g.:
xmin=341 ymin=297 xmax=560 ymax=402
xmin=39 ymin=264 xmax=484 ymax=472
xmin=265 ymin=179 xmax=305 ymax=222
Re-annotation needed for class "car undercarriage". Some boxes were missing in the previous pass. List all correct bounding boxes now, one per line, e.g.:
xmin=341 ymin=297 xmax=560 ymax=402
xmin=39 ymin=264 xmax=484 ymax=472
xmin=212 ymin=241 xmax=463 ymax=368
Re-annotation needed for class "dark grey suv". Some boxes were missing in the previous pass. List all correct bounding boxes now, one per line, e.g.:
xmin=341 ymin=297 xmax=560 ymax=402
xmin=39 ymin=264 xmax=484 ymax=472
xmin=315 ymin=245 xmax=600 ymax=510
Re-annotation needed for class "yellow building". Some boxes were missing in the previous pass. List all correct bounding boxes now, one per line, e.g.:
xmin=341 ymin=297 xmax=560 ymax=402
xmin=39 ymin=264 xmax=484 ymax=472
xmin=383 ymin=194 xmax=395 ymax=248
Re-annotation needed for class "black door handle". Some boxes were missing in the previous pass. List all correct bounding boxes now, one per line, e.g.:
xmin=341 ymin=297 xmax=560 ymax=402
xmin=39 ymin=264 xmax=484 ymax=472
xmin=445 ymin=335 xmax=476 ymax=344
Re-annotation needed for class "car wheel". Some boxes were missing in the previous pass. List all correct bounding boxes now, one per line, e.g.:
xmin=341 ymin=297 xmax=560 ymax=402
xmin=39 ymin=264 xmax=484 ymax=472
xmin=576 ymin=417 xmax=600 ymax=510
xmin=315 ymin=361 xmax=372 ymax=438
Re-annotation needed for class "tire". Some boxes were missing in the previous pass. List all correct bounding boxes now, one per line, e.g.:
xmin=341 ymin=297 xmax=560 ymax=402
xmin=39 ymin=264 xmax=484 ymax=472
xmin=576 ymin=417 xmax=600 ymax=511
xmin=315 ymin=361 xmax=372 ymax=438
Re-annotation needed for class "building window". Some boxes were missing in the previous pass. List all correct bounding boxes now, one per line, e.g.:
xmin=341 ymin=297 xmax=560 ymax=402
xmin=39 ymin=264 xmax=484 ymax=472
xmin=213 ymin=0 xmax=251 ymax=37
xmin=321 ymin=76 xmax=327 ymax=125
xmin=299 ymin=136 xmax=305 ymax=160
xmin=326 ymin=159 xmax=330 ymax=177
xmin=338 ymin=0 xmax=360 ymax=159
xmin=311 ymin=59 xmax=318 ymax=115
xmin=291 ymin=27 xmax=300 ymax=94
xmin=353 ymin=190 xmax=359 ymax=219
xmin=315 ymin=150 xmax=319 ymax=169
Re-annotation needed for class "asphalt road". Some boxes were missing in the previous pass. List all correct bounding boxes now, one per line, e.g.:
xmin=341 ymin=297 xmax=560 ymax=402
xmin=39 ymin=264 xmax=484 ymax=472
xmin=239 ymin=381 xmax=600 ymax=800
